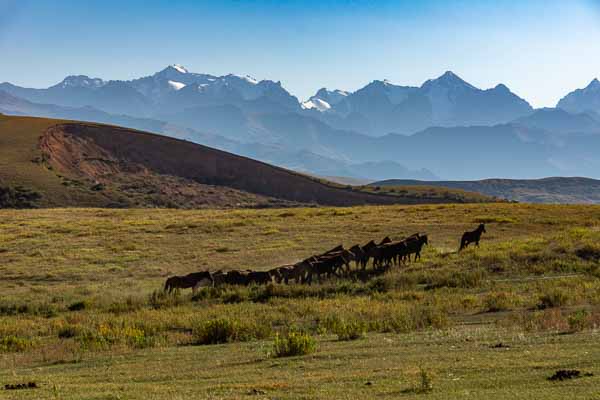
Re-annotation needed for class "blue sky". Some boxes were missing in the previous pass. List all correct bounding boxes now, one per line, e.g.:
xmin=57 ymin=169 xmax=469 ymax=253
xmin=1 ymin=0 xmax=600 ymax=107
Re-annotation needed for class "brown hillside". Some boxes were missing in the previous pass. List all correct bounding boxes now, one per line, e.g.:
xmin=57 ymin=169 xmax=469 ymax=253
xmin=0 ymin=115 xmax=493 ymax=208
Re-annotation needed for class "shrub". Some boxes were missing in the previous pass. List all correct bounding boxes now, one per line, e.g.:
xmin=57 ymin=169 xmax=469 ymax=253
xmin=417 ymin=367 xmax=434 ymax=393
xmin=518 ymin=309 xmax=569 ymax=332
xmin=332 ymin=319 xmax=366 ymax=341
xmin=575 ymin=244 xmax=600 ymax=262
xmin=148 ymin=290 xmax=184 ymax=309
xmin=376 ymin=304 xmax=449 ymax=333
xmin=68 ymin=301 xmax=88 ymax=312
xmin=271 ymin=331 xmax=317 ymax=358
xmin=108 ymin=297 xmax=143 ymax=314
xmin=0 ymin=336 xmax=33 ymax=352
xmin=538 ymin=288 xmax=570 ymax=309
xmin=484 ymin=291 xmax=516 ymax=312
xmin=192 ymin=318 xmax=271 ymax=345
xmin=568 ymin=309 xmax=589 ymax=332
xmin=425 ymin=269 xmax=485 ymax=289
xmin=79 ymin=323 xmax=159 ymax=349
xmin=58 ymin=324 xmax=83 ymax=339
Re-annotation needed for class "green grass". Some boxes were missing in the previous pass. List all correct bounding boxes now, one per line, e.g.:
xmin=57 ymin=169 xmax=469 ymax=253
xmin=0 ymin=203 xmax=599 ymax=398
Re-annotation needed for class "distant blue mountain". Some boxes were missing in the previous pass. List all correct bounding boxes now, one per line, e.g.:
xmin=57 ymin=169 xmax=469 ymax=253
xmin=557 ymin=78 xmax=600 ymax=115
xmin=2 ymin=66 xmax=600 ymax=181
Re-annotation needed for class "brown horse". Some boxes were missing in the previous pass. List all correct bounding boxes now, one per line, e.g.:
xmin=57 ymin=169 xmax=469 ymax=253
xmin=459 ymin=224 xmax=486 ymax=251
xmin=361 ymin=240 xmax=378 ymax=269
xmin=349 ymin=244 xmax=367 ymax=269
xmin=247 ymin=271 xmax=272 ymax=285
xmin=164 ymin=271 xmax=213 ymax=293
xmin=404 ymin=234 xmax=429 ymax=261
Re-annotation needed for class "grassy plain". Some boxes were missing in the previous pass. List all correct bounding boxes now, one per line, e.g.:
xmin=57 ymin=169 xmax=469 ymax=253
xmin=0 ymin=203 xmax=599 ymax=399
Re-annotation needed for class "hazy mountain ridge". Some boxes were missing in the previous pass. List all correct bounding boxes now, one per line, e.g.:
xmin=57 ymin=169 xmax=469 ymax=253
xmin=372 ymin=177 xmax=600 ymax=204
xmin=2 ymin=66 xmax=600 ymax=183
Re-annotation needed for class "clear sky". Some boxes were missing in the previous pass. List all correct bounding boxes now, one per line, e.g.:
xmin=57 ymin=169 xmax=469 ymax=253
xmin=1 ymin=0 xmax=600 ymax=107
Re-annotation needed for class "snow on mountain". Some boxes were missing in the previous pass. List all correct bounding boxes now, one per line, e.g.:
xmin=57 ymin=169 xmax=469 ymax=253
xmin=167 ymin=81 xmax=186 ymax=90
xmin=52 ymin=75 xmax=105 ymax=89
xmin=301 ymin=98 xmax=331 ymax=111
xmin=171 ymin=64 xmax=188 ymax=74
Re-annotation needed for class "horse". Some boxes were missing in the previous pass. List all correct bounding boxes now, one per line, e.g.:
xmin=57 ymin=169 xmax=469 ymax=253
xmin=379 ymin=236 xmax=392 ymax=245
xmin=459 ymin=224 xmax=486 ymax=251
xmin=308 ymin=258 xmax=342 ymax=283
xmin=288 ymin=260 xmax=313 ymax=284
xmin=247 ymin=271 xmax=272 ymax=285
xmin=164 ymin=271 xmax=213 ymax=293
xmin=320 ymin=245 xmax=344 ymax=256
xmin=349 ymin=244 xmax=367 ymax=269
xmin=216 ymin=270 xmax=251 ymax=286
xmin=315 ymin=250 xmax=355 ymax=274
xmin=404 ymin=234 xmax=429 ymax=262
xmin=270 ymin=265 xmax=294 ymax=284
xmin=360 ymin=240 xmax=378 ymax=269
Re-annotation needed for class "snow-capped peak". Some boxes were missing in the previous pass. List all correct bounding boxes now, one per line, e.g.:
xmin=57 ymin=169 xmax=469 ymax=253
xmin=309 ymin=88 xmax=349 ymax=109
xmin=171 ymin=64 xmax=188 ymax=74
xmin=167 ymin=80 xmax=186 ymax=90
xmin=301 ymin=98 xmax=331 ymax=111
xmin=242 ymin=75 xmax=258 ymax=85
xmin=56 ymin=75 xmax=104 ymax=89
xmin=226 ymin=74 xmax=259 ymax=85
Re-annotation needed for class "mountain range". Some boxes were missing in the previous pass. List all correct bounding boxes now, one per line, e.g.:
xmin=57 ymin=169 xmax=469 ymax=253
xmin=2 ymin=65 xmax=600 ymax=181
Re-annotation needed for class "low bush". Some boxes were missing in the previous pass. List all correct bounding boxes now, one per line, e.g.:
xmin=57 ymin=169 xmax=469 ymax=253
xmin=332 ymin=319 xmax=366 ymax=341
xmin=568 ymin=309 xmax=590 ymax=332
xmin=271 ymin=331 xmax=317 ymax=358
xmin=377 ymin=304 xmax=449 ymax=333
xmin=417 ymin=367 xmax=434 ymax=393
xmin=424 ymin=269 xmax=485 ymax=290
xmin=67 ymin=301 xmax=88 ymax=312
xmin=484 ymin=291 xmax=517 ymax=312
xmin=538 ymin=288 xmax=570 ymax=309
xmin=517 ymin=309 xmax=569 ymax=332
xmin=148 ymin=290 xmax=184 ymax=309
xmin=0 ymin=301 xmax=57 ymax=317
xmin=0 ymin=335 xmax=34 ymax=352
xmin=58 ymin=324 xmax=83 ymax=339
xmin=192 ymin=318 xmax=272 ymax=345
xmin=79 ymin=323 xmax=160 ymax=349
xmin=108 ymin=297 xmax=143 ymax=314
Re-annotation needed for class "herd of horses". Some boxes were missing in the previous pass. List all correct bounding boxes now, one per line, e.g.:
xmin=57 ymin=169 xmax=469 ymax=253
xmin=164 ymin=223 xmax=487 ymax=293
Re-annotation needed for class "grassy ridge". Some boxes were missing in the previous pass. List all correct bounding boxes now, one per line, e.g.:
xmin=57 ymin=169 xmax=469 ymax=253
xmin=0 ymin=114 xmax=495 ymax=208
xmin=0 ymin=203 xmax=599 ymax=398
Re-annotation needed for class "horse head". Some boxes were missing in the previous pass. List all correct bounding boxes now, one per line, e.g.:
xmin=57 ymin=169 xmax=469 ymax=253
xmin=479 ymin=223 xmax=486 ymax=233
xmin=379 ymin=236 xmax=392 ymax=245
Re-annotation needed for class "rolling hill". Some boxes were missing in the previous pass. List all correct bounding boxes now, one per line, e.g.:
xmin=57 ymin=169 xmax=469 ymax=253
xmin=371 ymin=177 xmax=600 ymax=204
xmin=0 ymin=115 xmax=493 ymax=208
xmin=3 ymin=66 xmax=600 ymax=181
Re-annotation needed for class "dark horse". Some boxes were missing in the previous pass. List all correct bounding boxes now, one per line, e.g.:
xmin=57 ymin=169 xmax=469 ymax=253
xmin=459 ymin=224 xmax=486 ymax=251
xmin=164 ymin=271 xmax=213 ymax=293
